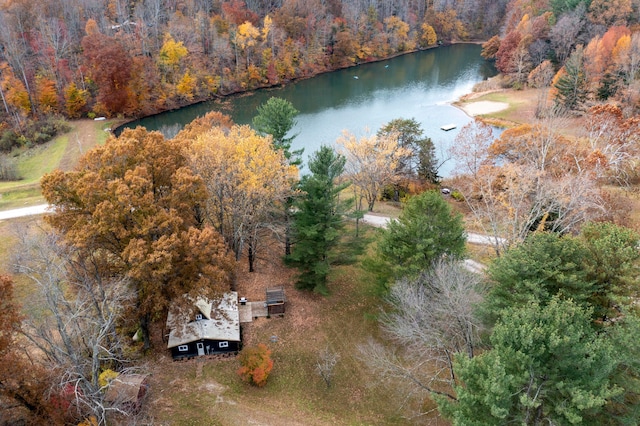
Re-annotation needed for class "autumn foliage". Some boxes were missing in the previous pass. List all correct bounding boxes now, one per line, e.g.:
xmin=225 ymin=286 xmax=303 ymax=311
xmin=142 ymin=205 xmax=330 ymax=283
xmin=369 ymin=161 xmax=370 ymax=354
xmin=0 ymin=0 xmax=518 ymax=132
xmin=237 ymin=344 xmax=274 ymax=387
xmin=41 ymin=127 xmax=236 ymax=348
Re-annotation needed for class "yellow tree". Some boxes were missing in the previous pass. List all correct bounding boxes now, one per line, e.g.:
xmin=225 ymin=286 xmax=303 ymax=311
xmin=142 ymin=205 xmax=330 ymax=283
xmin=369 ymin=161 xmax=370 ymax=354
xmin=337 ymin=129 xmax=410 ymax=212
xmin=419 ymin=23 xmax=438 ymax=48
xmin=63 ymin=82 xmax=89 ymax=118
xmin=184 ymin=125 xmax=298 ymax=272
xmin=384 ymin=16 xmax=413 ymax=52
xmin=41 ymin=127 xmax=235 ymax=349
xmin=158 ymin=33 xmax=188 ymax=82
xmin=235 ymin=20 xmax=260 ymax=69
xmin=177 ymin=70 xmax=196 ymax=101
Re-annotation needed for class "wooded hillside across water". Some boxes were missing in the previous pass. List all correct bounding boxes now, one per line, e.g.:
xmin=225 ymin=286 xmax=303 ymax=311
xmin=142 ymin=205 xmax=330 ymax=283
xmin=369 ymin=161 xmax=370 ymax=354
xmin=2 ymin=0 xmax=640 ymax=149
xmin=0 ymin=0 xmax=505 ymax=125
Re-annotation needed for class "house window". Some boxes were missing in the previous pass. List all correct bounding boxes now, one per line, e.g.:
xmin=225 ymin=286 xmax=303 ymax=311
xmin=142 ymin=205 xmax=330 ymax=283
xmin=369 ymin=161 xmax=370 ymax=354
xmin=178 ymin=345 xmax=188 ymax=352
xmin=195 ymin=314 xmax=203 ymax=321
xmin=219 ymin=341 xmax=229 ymax=348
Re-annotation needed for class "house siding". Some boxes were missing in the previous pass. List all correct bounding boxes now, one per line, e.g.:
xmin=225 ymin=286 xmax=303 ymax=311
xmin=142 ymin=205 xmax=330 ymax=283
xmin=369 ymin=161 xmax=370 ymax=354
xmin=171 ymin=339 xmax=240 ymax=360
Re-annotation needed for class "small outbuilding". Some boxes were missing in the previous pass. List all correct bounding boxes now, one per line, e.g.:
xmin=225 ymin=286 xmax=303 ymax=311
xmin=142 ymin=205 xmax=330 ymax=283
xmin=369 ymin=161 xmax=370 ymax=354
xmin=266 ymin=286 xmax=286 ymax=316
xmin=166 ymin=292 xmax=241 ymax=360
xmin=104 ymin=374 xmax=149 ymax=412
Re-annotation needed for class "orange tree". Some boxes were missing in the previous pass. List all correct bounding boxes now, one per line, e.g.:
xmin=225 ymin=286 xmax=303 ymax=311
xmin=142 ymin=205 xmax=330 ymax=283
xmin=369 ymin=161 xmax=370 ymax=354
xmin=237 ymin=343 xmax=274 ymax=387
xmin=41 ymin=127 xmax=235 ymax=349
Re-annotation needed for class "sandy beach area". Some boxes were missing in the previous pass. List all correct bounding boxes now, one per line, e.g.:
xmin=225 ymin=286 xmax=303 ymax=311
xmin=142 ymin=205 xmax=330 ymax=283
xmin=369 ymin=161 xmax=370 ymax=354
xmin=458 ymin=100 xmax=509 ymax=116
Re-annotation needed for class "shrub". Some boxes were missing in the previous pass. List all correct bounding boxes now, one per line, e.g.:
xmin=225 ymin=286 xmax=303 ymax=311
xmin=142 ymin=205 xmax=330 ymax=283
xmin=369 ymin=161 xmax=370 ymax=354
xmin=451 ymin=189 xmax=465 ymax=201
xmin=237 ymin=343 xmax=273 ymax=387
xmin=0 ymin=130 xmax=18 ymax=152
xmin=0 ymin=154 xmax=21 ymax=181
xmin=98 ymin=369 xmax=119 ymax=388
xmin=0 ymin=117 xmax=71 ymax=152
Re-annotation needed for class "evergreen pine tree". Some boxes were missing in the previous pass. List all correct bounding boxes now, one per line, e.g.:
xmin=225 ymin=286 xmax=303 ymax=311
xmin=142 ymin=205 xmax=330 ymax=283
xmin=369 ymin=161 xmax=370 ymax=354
xmin=252 ymin=96 xmax=301 ymax=255
xmin=287 ymin=146 xmax=352 ymax=294
xmin=252 ymin=97 xmax=302 ymax=165
xmin=554 ymin=46 xmax=588 ymax=112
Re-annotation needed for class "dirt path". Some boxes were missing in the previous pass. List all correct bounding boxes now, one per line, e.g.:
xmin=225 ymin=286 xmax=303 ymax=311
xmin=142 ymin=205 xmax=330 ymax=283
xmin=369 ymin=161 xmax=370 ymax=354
xmin=57 ymin=119 xmax=104 ymax=171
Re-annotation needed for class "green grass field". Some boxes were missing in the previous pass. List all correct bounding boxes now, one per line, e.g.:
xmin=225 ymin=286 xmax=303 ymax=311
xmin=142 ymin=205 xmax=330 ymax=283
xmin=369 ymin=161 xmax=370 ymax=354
xmin=0 ymin=120 xmax=114 ymax=210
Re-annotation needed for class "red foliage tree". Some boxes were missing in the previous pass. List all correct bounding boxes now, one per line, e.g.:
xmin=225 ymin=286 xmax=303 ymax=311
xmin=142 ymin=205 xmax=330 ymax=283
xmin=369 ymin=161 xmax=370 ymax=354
xmin=495 ymin=30 xmax=522 ymax=74
xmin=237 ymin=343 xmax=274 ymax=387
xmin=222 ymin=0 xmax=259 ymax=26
xmin=81 ymin=31 xmax=133 ymax=116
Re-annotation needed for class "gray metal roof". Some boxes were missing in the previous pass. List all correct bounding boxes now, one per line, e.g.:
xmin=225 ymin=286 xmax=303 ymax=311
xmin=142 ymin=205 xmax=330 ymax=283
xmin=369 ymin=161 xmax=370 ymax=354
xmin=167 ymin=292 xmax=240 ymax=348
xmin=266 ymin=286 xmax=285 ymax=305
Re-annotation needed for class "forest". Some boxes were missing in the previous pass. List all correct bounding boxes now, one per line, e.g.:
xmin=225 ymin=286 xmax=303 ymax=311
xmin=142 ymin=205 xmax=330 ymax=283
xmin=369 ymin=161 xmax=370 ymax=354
xmin=0 ymin=0 xmax=507 ymax=152
xmin=2 ymin=0 xmax=640 ymax=425
xmin=1 ymin=0 xmax=639 ymax=147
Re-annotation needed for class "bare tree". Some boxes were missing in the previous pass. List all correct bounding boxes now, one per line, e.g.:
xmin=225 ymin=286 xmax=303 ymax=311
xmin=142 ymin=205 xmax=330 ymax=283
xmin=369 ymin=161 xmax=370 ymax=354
xmin=550 ymin=6 xmax=586 ymax=64
xmin=359 ymin=259 xmax=484 ymax=413
xmin=316 ymin=345 xmax=339 ymax=388
xmin=11 ymin=224 xmax=139 ymax=425
xmin=448 ymin=119 xmax=494 ymax=179
xmin=459 ymin=161 xmax=606 ymax=256
xmin=581 ymin=104 xmax=640 ymax=186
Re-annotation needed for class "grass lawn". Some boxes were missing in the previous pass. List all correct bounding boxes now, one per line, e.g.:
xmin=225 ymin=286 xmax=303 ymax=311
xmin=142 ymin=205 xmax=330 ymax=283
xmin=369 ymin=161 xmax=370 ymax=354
xmin=0 ymin=119 xmax=115 ymax=210
xmin=143 ymin=225 xmax=441 ymax=425
xmin=465 ymin=89 xmax=539 ymax=126
xmin=0 ymin=136 xmax=67 ymax=209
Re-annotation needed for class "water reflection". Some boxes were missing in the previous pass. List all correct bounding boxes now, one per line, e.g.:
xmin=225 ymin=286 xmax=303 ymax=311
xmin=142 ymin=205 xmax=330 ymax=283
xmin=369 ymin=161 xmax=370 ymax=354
xmin=120 ymin=44 xmax=497 ymax=177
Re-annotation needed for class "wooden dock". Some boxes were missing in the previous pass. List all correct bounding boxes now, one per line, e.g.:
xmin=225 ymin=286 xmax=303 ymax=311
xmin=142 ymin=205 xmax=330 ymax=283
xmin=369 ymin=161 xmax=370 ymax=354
xmin=238 ymin=301 xmax=269 ymax=323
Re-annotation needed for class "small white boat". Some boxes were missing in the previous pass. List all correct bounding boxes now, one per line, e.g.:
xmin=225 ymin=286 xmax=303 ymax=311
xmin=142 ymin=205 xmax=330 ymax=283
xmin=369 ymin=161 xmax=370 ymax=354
xmin=440 ymin=124 xmax=456 ymax=131
xmin=353 ymin=75 xmax=359 ymax=79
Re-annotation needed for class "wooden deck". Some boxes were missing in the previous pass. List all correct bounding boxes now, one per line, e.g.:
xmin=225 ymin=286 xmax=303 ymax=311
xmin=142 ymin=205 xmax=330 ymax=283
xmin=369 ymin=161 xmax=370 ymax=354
xmin=238 ymin=301 xmax=269 ymax=323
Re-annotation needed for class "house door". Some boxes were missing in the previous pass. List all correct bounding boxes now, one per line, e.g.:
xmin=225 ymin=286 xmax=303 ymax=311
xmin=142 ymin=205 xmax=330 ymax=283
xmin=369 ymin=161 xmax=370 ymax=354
xmin=197 ymin=342 xmax=205 ymax=356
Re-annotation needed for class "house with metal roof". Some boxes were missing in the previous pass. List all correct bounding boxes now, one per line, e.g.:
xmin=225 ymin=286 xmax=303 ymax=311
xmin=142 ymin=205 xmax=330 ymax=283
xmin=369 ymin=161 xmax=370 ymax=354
xmin=166 ymin=292 xmax=241 ymax=360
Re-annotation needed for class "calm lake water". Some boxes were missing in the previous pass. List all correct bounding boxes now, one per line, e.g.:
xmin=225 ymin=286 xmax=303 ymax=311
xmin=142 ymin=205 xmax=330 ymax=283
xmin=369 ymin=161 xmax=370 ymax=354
xmin=120 ymin=44 xmax=497 ymax=177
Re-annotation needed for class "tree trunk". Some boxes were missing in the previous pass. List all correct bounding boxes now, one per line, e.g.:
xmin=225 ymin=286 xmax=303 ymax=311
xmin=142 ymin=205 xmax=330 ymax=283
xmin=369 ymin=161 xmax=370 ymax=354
xmin=285 ymin=205 xmax=292 ymax=256
xmin=140 ymin=312 xmax=151 ymax=351
xmin=248 ymin=237 xmax=255 ymax=272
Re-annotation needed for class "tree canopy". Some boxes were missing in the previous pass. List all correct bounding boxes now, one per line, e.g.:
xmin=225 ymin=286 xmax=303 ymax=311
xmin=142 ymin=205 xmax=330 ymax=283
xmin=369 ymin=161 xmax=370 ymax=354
xmin=252 ymin=97 xmax=301 ymax=165
xmin=41 ymin=127 xmax=235 ymax=348
xmin=440 ymin=297 xmax=619 ymax=425
xmin=377 ymin=118 xmax=439 ymax=184
xmin=337 ymin=129 xmax=410 ymax=212
xmin=375 ymin=190 xmax=466 ymax=284
xmin=184 ymin=124 xmax=298 ymax=272
xmin=442 ymin=222 xmax=640 ymax=425
xmin=483 ymin=223 xmax=640 ymax=326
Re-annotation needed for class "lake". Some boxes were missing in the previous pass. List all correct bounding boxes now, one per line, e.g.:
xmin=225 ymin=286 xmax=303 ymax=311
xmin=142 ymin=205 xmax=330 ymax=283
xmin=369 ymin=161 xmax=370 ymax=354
xmin=120 ymin=43 xmax=497 ymax=177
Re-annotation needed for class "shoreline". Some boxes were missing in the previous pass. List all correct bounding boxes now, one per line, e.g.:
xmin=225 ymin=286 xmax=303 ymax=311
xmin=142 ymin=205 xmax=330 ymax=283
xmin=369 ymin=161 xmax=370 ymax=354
xmin=114 ymin=41 xmax=487 ymax=135
xmin=455 ymin=99 xmax=509 ymax=117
